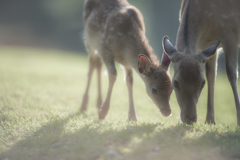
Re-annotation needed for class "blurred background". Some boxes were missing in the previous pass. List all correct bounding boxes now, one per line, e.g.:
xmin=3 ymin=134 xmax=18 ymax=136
xmin=0 ymin=0 xmax=231 ymax=71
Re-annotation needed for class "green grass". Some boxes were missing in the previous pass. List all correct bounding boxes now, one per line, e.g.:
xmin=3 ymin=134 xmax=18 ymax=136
xmin=0 ymin=47 xmax=240 ymax=160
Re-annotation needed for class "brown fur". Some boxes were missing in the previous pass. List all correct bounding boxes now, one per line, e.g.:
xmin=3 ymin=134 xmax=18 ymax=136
xmin=180 ymin=60 xmax=200 ymax=83
xmin=81 ymin=0 xmax=172 ymax=121
xmin=83 ymin=0 xmax=159 ymax=67
xmin=164 ymin=0 xmax=240 ymax=126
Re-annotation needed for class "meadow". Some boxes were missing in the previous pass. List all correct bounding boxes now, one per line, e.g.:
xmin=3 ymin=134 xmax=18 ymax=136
xmin=0 ymin=47 xmax=239 ymax=160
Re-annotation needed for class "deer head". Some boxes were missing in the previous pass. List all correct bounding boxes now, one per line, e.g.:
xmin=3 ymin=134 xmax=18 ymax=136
xmin=162 ymin=36 xmax=220 ymax=124
xmin=138 ymin=52 xmax=173 ymax=117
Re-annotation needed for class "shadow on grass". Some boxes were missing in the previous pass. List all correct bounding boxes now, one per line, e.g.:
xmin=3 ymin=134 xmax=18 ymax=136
xmin=1 ymin=113 xmax=240 ymax=160
xmin=125 ymin=124 xmax=240 ymax=160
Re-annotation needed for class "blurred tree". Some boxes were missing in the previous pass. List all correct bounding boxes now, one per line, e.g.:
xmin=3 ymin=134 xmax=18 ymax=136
xmin=0 ymin=0 xmax=54 ymax=38
xmin=0 ymin=0 xmax=84 ymax=51
xmin=42 ymin=0 xmax=85 ymax=51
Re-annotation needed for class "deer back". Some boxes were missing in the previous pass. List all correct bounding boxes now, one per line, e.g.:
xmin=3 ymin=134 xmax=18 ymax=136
xmin=83 ymin=0 xmax=159 ymax=68
xmin=177 ymin=0 xmax=240 ymax=52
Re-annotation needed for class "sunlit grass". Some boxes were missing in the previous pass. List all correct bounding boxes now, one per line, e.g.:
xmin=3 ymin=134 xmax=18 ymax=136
xmin=0 ymin=47 xmax=239 ymax=160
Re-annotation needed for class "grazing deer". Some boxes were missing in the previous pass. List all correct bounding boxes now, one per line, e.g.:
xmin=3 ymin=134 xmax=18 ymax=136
xmin=81 ymin=0 xmax=172 ymax=121
xmin=163 ymin=0 xmax=240 ymax=126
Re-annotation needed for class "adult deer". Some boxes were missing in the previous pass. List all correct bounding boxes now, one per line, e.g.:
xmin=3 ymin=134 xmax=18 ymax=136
xmin=81 ymin=0 xmax=172 ymax=121
xmin=163 ymin=0 xmax=240 ymax=126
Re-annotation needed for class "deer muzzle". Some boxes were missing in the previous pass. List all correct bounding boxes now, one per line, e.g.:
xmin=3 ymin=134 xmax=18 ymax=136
xmin=180 ymin=112 xmax=197 ymax=125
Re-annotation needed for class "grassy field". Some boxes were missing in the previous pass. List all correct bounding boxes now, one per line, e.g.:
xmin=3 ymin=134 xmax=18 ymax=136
xmin=0 ymin=47 xmax=240 ymax=160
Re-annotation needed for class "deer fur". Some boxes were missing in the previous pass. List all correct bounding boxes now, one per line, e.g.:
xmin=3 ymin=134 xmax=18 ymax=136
xmin=81 ymin=0 xmax=172 ymax=121
xmin=163 ymin=0 xmax=240 ymax=126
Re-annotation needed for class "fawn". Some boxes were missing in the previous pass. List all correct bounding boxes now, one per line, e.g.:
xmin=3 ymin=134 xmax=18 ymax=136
xmin=81 ymin=0 xmax=172 ymax=121
xmin=163 ymin=0 xmax=240 ymax=126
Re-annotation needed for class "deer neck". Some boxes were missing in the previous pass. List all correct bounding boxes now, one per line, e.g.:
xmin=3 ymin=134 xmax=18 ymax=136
xmin=128 ymin=35 xmax=159 ymax=75
xmin=176 ymin=0 xmax=201 ymax=54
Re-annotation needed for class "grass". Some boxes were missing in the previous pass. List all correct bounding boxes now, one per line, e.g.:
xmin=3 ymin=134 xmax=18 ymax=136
xmin=0 ymin=47 xmax=240 ymax=160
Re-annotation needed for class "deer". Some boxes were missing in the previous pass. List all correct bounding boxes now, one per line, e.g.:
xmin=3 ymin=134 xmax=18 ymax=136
xmin=80 ymin=0 xmax=173 ymax=121
xmin=162 ymin=0 xmax=240 ymax=126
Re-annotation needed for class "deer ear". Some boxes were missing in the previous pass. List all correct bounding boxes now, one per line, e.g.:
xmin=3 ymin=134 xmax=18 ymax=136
xmin=161 ymin=52 xmax=170 ymax=70
xmin=201 ymin=41 xmax=220 ymax=60
xmin=162 ymin=36 xmax=178 ymax=59
xmin=138 ymin=54 xmax=152 ymax=76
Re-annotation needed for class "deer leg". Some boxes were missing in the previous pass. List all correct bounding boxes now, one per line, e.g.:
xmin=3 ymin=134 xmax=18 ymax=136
xmin=99 ymin=56 xmax=117 ymax=120
xmin=223 ymin=43 xmax=240 ymax=126
xmin=125 ymin=67 xmax=137 ymax=121
xmin=96 ymin=57 xmax=102 ymax=110
xmin=205 ymin=53 xmax=217 ymax=124
xmin=80 ymin=57 xmax=95 ymax=113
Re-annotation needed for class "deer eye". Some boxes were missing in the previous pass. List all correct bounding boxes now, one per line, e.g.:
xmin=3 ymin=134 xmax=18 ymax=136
xmin=200 ymin=80 xmax=206 ymax=89
xmin=174 ymin=80 xmax=180 ymax=89
xmin=152 ymin=88 xmax=158 ymax=95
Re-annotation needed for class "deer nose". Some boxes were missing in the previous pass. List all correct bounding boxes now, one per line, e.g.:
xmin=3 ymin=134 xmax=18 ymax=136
xmin=160 ymin=106 xmax=172 ymax=117
xmin=180 ymin=112 xmax=197 ymax=125
xmin=185 ymin=115 xmax=197 ymax=125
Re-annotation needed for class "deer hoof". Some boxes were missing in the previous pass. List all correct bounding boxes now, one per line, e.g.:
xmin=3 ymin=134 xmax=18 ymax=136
xmin=237 ymin=112 xmax=240 ymax=127
xmin=97 ymin=97 xmax=102 ymax=110
xmin=128 ymin=115 xmax=138 ymax=121
xmin=80 ymin=105 xmax=87 ymax=113
xmin=98 ymin=114 xmax=106 ymax=120
xmin=205 ymin=114 xmax=216 ymax=125
xmin=205 ymin=118 xmax=215 ymax=125
xmin=80 ymin=106 xmax=87 ymax=113
xmin=98 ymin=109 xmax=107 ymax=120
xmin=80 ymin=95 xmax=88 ymax=113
